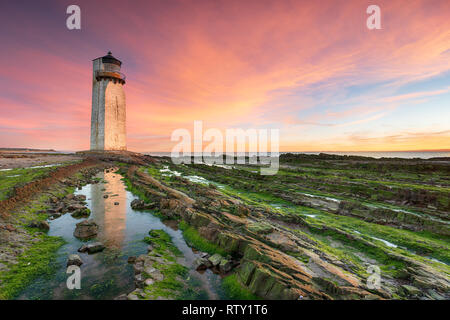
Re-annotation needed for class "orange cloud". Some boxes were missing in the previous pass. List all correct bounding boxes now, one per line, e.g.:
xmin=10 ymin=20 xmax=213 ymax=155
xmin=0 ymin=0 xmax=449 ymax=151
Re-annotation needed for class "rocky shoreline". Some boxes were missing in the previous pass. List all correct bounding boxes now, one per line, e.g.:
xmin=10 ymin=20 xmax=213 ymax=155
xmin=0 ymin=152 xmax=448 ymax=300
xmin=119 ymin=154 xmax=449 ymax=300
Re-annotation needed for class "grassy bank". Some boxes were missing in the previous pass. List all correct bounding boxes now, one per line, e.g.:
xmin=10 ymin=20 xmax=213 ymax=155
xmin=0 ymin=233 xmax=65 ymax=299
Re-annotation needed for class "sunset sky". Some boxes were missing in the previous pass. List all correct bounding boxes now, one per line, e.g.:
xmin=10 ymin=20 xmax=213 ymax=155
xmin=1 ymin=0 xmax=449 ymax=152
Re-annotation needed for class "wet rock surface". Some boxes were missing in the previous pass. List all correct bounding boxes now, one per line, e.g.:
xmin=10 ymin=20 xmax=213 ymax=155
xmin=78 ymin=242 xmax=105 ymax=254
xmin=73 ymin=219 xmax=99 ymax=239
xmin=67 ymin=254 xmax=83 ymax=267
xmin=1 ymin=152 xmax=449 ymax=300
xmin=121 ymin=155 xmax=450 ymax=300
xmin=0 ymin=158 xmax=113 ymax=298
xmin=125 ymin=230 xmax=189 ymax=300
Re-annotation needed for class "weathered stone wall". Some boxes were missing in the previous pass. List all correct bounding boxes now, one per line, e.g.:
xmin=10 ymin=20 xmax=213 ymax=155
xmin=90 ymin=58 xmax=127 ymax=151
xmin=104 ymin=81 xmax=126 ymax=150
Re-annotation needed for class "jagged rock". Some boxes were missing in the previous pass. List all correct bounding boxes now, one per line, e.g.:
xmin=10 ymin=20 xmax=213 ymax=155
xmin=54 ymin=203 xmax=65 ymax=213
xmin=131 ymin=199 xmax=156 ymax=210
xmin=208 ymin=253 xmax=223 ymax=267
xmin=159 ymin=198 xmax=186 ymax=218
xmin=75 ymin=195 xmax=86 ymax=201
xmin=78 ymin=244 xmax=88 ymax=253
xmin=67 ymin=254 xmax=83 ymax=266
xmin=114 ymin=294 xmax=128 ymax=300
xmin=133 ymin=261 xmax=145 ymax=274
xmin=221 ymin=212 xmax=247 ymax=226
xmin=127 ymin=289 xmax=143 ymax=300
xmin=400 ymin=285 xmax=422 ymax=296
xmin=71 ymin=207 xmax=90 ymax=218
xmin=145 ymin=267 xmax=164 ymax=281
xmin=67 ymin=203 xmax=85 ymax=211
xmin=426 ymin=289 xmax=445 ymax=300
xmin=247 ymin=222 xmax=274 ymax=234
xmin=50 ymin=212 xmax=62 ymax=219
xmin=193 ymin=257 xmax=210 ymax=271
xmin=219 ymin=258 xmax=232 ymax=273
xmin=134 ymin=273 xmax=145 ymax=288
xmin=131 ymin=199 xmax=144 ymax=209
xmin=73 ymin=219 xmax=98 ymax=239
xmin=237 ymin=204 xmax=251 ymax=216
xmin=128 ymin=256 xmax=137 ymax=263
xmin=78 ymin=242 xmax=105 ymax=254
xmin=28 ymin=220 xmax=50 ymax=231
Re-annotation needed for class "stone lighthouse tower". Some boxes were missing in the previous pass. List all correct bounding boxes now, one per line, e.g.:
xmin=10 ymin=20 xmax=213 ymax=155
xmin=90 ymin=52 xmax=127 ymax=151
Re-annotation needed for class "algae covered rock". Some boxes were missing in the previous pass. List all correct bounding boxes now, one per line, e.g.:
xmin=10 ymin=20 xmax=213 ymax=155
xmin=71 ymin=207 xmax=90 ymax=218
xmin=208 ymin=253 xmax=223 ymax=266
xmin=247 ymin=222 xmax=274 ymax=234
xmin=78 ymin=242 xmax=105 ymax=254
xmin=400 ymin=285 xmax=422 ymax=297
xmin=73 ymin=219 xmax=98 ymax=239
xmin=28 ymin=220 xmax=50 ymax=231
xmin=67 ymin=254 xmax=83 ymax=267
xmin=219 ymin=258 xmax=232 ymax=273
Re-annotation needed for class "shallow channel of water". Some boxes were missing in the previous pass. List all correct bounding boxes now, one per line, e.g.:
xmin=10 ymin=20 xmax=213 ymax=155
xmin=18 ymin=169 xmax=223 ymax=300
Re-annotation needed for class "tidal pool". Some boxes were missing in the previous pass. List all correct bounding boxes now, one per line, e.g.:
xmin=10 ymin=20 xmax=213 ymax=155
xmin=18 ymin=170 xmax=222 ymax=300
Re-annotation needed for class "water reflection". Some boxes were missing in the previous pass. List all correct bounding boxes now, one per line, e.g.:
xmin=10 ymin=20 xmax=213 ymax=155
xmin=90 ymin=171 xmax=127 ymax=248
xmin=18 ymin=169 xmax=223 ymax=300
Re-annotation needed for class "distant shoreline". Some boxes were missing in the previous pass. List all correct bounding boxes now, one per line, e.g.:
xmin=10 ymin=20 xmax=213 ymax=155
xmin=1 ymin=148 xmax=449 ymax=160
xmin=142 ymin=151 xmax=450 ymax=160
xmin=0 ymin=148 xmax=56 ymax=153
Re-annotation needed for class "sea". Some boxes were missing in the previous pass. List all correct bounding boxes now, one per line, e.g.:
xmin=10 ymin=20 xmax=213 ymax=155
xmin=24 ymin=150 xmax=449 ymax=160
xmin=143 ymin=151 xmax=450 ymax=160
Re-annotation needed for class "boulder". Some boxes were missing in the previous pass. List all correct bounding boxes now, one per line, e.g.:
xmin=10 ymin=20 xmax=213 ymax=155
xmin=73 ymin=219 xmax=98 ymax=239
xmin=193 ymin=257 xmax=210 ymax=271
xmin=28 ymin=220 xmax=50 ymax=231
xmin=208 ymin=253 xmax=223 ymax=267
xmin=133 ymin=261 xmax=145 ymax=274
xmin=67 ymin=203 xmax=86 ymax=211
xmin=144 ymin=267 xmax=164 ymax=281
xmin=50 ymin=212 xmax=62 ymax=219
xmin=134 ymin=274 xmax=145 ymax=288
xmin=78 ymin=242 xmax=105 ymax=254
xmin=130 ymin=199 xmax=144 ymax=209
xmin=71 ymin=207 xmax=91 ymax=218
xmin=67 ymin=254 xmax=83 ymax=267
xmin=54 ymin=203 xmax=65 ymax=213
xmin=219 ymin=258 xmax=232 ymax=273
xmin=127 ymin=289 xmax=143 ymax=300
xmin=75 ymin=195 xmax=87 ymax=201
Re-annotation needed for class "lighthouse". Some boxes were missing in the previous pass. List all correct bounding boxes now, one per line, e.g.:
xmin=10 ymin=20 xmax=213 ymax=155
xmin=90 ymin=52 xmax=127 ymax=151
